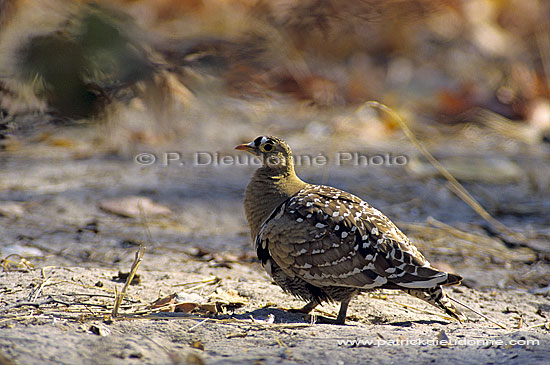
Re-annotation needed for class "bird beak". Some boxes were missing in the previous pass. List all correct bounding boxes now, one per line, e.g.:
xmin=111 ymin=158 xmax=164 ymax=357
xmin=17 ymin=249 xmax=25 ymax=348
xmin=235 ymin=141 xmax=257 ymax=154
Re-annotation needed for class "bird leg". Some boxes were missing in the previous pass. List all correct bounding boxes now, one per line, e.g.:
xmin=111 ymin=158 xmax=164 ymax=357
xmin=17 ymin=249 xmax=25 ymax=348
xmin=289 ymin=300 xmax=318 ymax=314
xmin=335 ymin=298 xmax=351 ymax=325
xmin=306 ymin=298 xmax=351 ymax=325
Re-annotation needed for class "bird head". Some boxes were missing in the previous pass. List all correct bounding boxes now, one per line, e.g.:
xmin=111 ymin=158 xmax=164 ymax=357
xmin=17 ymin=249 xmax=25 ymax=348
xmin=235 ymin=136 xmax=293 ymax=170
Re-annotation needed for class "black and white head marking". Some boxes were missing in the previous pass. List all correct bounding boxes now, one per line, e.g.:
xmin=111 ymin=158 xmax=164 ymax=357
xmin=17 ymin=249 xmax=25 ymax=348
xmin=250 ymin=136 xmax=269 ymax=148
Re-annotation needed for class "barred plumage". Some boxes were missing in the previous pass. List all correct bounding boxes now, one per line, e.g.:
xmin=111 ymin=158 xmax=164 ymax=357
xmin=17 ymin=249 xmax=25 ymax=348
xmin=236 ymin=136 xmax=465 ymax=324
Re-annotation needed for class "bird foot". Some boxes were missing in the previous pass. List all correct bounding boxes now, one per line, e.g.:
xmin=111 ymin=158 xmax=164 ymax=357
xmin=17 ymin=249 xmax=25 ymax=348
xmin=304 ymin=314 xmax=347 ymax=325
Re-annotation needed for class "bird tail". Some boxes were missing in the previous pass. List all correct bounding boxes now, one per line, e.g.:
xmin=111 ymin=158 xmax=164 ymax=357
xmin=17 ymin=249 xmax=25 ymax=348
xmin=404 ymin=285 xmax=466 ymax=322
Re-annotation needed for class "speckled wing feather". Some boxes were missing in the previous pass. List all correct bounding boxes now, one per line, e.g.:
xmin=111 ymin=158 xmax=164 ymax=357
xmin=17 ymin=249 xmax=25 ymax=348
xmin=256 ymin=184 xmax=459 ymax=290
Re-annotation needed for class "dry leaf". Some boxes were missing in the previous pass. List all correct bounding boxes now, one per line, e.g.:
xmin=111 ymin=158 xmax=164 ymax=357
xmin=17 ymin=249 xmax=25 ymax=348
xmin=209 ymin=288 xmax=248 ymax=308
xmin=98 ymin=196 xmax=171 ymax=218
xmin=150 ymin=293 xmax=209 ymax=313
xmin=148 ymin=290 xmax=241 ymax=314
xmin=150 ymin=293 xmax=178 ymax=312
xmin=197 ymin=304 xmax=217 ymax=314
xmin=175 ymin=302 xmax=200 ymax=313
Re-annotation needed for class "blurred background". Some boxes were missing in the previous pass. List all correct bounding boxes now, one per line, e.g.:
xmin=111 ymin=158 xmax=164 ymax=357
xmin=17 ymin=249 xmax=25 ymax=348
xmin=1 ymin=0 xmax=549 ymax=145
xmin=0 ymin=0 xmax=549 ymax=293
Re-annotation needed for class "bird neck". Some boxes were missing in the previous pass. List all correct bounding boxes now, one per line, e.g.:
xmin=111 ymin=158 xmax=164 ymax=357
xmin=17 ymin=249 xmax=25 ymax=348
xmin=244 ymin=164 xmax=306 ymax=239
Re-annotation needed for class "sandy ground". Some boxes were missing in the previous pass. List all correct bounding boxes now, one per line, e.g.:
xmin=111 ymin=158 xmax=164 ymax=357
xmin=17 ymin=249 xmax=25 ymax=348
xmin=1 ymin=1 xmax=550 ymax=363
xmin=1 ymin=131 xmax=549 ymax=364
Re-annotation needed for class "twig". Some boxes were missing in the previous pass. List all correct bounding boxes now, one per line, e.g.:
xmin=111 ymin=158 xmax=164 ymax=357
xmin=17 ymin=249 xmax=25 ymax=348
xmin=172 ymin=277 xmax=220 ymax=287
xmin=28 ymin=277 xmax=52 ymax=302
xmin=188 ymin=317 xmax=209 ymax=331
xmin=111 ymin=246 xmax=145 ymax=317
xmin=0 ymin=296 xmax=141 ymax=315
xmin=25 ymin=267 xmax=50 ymax=302
xmin=112 ymin=202 xmax=151 ymax=317
xmin=448 ymin=297 xmax=508 ymax=330
xmin=389 ymin=301 xmax=457 ymax=322
xmin=0 ymin=314 xmax=53 ymax=325
xmin=0 ymin=298 xmax=55 ymax=313
xmin=184 ymin=281 xmax=221 ymax=293
xmin=275 ymin=338 xmax=288 ymax=348
xmin=525 ymin=322 xmax=550 ymax=330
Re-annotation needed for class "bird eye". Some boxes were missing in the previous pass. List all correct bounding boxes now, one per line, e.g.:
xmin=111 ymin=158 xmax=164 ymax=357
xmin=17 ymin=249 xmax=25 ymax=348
xmin=262 ymin=143 xmax=273 ymax=152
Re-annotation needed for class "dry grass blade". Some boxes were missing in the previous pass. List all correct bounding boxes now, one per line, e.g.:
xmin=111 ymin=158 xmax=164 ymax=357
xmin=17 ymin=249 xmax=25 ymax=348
xmin=28 ymin=278 xmax=52 ymax=302
xmin=525 ymin=322 xmax=550 ymax=330
xmin=172 ymin=277 xmax=220 ymax=287
xmin=448 ymin=297 xmax=508 ymax=330
xmin=112 ymin=201 xmax=153 ymax=317
xmin=389 ymin=301 xmax=458 ymax=322
xmin=188 ymin=318 xmax=210 ymax=331
xmin=0 ymin=298 xmax=55 ymax=314
xmin=364 ymin=101 xmax=526 ymax=243
xmin=0 ymin=314 xmax=46 ymax=325
xmin=536 ymin=23 xmax=550 ymax=99
xmin=423 ymin=217 xmax=535 ymax=261
xmin=400 ymin=222 xmax=534 ymax=262
xmin=473 ymin=109 xmax=539 ymax=144
xmin=112 ymin=247 xmax=145 ymax=317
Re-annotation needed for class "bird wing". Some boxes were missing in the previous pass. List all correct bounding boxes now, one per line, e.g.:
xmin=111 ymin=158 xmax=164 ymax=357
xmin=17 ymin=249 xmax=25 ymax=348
xmin=257 ymin=184 xmax=456 ymax=290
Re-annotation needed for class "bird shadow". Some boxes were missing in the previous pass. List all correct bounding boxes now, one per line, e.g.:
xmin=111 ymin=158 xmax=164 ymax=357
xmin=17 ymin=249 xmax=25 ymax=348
xmin=231 ymin=308 xmax=366 ymax=325
xmin=143 ymin=308 xmax=449 ymax=326
xmin=139 ymin=307 xmax=337 ymax=324
xmin=230 ymin=307 xmax=316 ymax=324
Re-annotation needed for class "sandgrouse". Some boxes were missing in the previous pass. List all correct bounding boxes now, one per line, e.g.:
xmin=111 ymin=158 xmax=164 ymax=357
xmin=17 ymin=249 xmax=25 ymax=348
xmin=236 ymin=136 xmax=465 ymax=324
